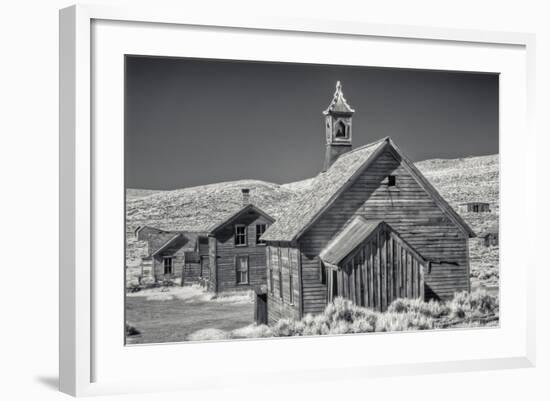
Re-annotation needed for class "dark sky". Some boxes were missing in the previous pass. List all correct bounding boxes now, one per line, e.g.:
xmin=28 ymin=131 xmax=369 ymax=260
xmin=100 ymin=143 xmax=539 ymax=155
xmin=125 ymin=56 xmax=498 ymax=190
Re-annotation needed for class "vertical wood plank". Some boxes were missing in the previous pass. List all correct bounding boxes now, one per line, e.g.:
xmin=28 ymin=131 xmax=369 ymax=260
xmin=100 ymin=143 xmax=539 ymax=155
xmin=401 ymin=247 xmax=405 ymax=298
xmin=361 ymin=246 xmax=367 ymax=307
xmin=344 ymin=264 xmax=348 ymax=300
xmin=411 ymin=255 xmax=418 ymax=298
xmin=407 ymin=252 xmax=412 ymax=298
xmin=326 ymin=268 xmax=334 ymax=303
xmin=368 ymin=243 xmax=374 ymax=308
xmin=380 ymin=230 xmax=387 ymax=311
xmin=342 ymin=266 xmax=347 ymax=299
xmin=396 ymin=244 xmax=401 ymax=298
xmin=374 ymin=230 xmax=382 ymax=309
xmin=388 ymin=235 xmax=395 ymax=305
xmin=417 ymin=260 xmax=422 ymax=298
xmin=420 ymin=263 xmax=425 ymax=300
xmin=350 ymin=258 xmax=356 ymax=303
xmin=338 ymin=268 xmax=344 ymax=299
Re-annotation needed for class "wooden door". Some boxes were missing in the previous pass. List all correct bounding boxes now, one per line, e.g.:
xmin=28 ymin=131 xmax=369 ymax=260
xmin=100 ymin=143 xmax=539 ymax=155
xmin=254 ymin=292 xmax=268 ymax=325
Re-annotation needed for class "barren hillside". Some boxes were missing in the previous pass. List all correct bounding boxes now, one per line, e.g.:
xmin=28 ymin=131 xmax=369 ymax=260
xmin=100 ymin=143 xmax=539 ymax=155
xmin=127 ymin=154 xmax=499 ymax=286
xmin=416 ymin=154 xmax=499 ymax=287
xmin=125 ymin=180 xmax=300 ymax=265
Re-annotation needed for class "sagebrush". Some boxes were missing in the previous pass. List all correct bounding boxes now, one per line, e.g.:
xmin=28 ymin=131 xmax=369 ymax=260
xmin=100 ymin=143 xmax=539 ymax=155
xmin=186 ymin=290 xmax=499 ymax=341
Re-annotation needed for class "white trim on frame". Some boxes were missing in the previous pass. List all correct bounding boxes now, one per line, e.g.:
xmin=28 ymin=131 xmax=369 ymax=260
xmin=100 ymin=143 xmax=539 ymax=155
xmin=59 ymin=4 xmax=536 ymax=397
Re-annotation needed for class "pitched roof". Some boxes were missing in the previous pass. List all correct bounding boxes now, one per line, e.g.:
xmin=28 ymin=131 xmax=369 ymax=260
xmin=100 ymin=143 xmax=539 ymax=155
xmin=323 ymin=81 xmax=355 ymax=115
xmin=262 ymin=137 xmax=475 ymax=242
xmin=320 ymin=217 xmax=382 ymax=267
xmin=207 ymin=204 xmax=275 ymax=234
xmin=148 ymin=231 xmax=206 ymax=256
xmin=148 ymin=232 xmax=181 ymax=255
xmin=261 ymin=138 xmax=388 ymax=242
xmin=320 ymin=218 xmax=427 ymax=268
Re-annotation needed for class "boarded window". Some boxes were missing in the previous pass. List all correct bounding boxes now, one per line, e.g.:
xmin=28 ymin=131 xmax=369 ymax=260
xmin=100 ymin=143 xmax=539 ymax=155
xmin=163 ymin=257 xmax=173 ymax=275
xmin=234 ymin=224 xmax=247 ymax=246
xmin=256 ymin=224 xmax=266 ymax=245
xmin=236 ymin=256 xmax=249 ymax=284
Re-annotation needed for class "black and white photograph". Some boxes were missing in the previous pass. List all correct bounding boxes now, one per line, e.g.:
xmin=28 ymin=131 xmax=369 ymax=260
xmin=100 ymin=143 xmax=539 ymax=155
xmin=124 ymin=56 xmax=499 ymax=344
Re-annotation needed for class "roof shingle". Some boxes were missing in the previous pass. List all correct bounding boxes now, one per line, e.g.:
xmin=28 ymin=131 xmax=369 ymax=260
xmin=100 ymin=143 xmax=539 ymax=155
xmin=261 ymin=138 xmax=388 ymax=242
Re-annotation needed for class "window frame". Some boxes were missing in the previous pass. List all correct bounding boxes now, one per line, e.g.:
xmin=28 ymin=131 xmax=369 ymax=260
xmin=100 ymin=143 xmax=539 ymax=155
xmin=235 ymin=255 xmax=249 ymax=285
xmin=163 ymin=256 xmax=173 ymax=275
xmin=255 ymin=223 xmax=267 ymax=246
xmin=234 ymin=224 xmax=247 ymax=247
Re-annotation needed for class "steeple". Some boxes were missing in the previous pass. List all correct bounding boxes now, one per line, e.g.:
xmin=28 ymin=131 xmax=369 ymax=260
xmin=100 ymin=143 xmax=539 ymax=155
xmin=323 ymin=81 xmax=354 ymax=171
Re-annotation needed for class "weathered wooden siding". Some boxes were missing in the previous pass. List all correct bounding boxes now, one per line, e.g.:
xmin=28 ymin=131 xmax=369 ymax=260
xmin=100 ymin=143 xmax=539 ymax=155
xmin=198 ymin=236 xmax=209 ymax=256
xmin=266 ymin=243 xmax=301 ymax=324
xmin=214 ymin=214 xmax=272 ymax=292
xmin=182 ymin=261 xmax=202 ymax=285
xmin=300 ymin=147 xmax=469 ymax=315
xmin=152 ymin=247 xmax=185 ymax=281
xmin=140 ymin=258 xmax=153 ymax=281
xmin=327 ymin=225 xmax=425 ymax=311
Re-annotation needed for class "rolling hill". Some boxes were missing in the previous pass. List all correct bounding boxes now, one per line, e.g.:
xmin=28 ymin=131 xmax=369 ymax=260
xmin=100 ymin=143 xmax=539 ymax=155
xmin=126 ymin=154 xmax=499 ymax=287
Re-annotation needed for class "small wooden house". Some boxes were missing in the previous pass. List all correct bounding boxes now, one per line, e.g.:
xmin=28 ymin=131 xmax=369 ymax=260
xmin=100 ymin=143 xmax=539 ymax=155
xmin=205 ymin=192 xmax=274 ymax=293
xmin=136 ymin=226 xmax=209 ymax=285
xmin=480 ymin=224 xmax=499 ymax=247
xmin=261 ymin=82 xmax=475 ymax=322
xmin=136 ymin=189 xmax=274 ymax=293
xmin=459 ymin=202 xmax=491 ymax=213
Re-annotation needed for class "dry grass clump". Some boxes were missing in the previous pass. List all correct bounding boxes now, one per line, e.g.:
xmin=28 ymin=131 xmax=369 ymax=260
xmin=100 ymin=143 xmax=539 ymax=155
xmin=270 ymin=298 xmax=433 ymax=336
xmin=185 ymin=291 xmax=499 ymax=342
xmin=387 ymin=298 xmax=450 ymax=318
xmin=231 ymin=324 xmax=273 ymax=339
xmin=375 ymin=312 xmax=434 ymax=331
xmin=448 ymin=290 xmax=499 ymax=319
xmin=187 ymin=328 xmax=231 ymax=341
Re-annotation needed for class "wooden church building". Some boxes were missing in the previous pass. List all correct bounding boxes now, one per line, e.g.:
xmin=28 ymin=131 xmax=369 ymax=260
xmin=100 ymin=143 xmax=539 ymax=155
xmin=261 ymin=82 xmax=475 ymax=323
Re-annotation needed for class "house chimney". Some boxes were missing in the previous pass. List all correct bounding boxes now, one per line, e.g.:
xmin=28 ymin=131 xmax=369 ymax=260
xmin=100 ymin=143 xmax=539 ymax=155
xmin=241 ymin=188 xmax=250 ymax=205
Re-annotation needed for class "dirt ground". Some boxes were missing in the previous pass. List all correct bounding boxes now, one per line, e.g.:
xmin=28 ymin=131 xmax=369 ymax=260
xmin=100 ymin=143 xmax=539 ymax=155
xmin=125 ymin=286 xmax=254 ymax=344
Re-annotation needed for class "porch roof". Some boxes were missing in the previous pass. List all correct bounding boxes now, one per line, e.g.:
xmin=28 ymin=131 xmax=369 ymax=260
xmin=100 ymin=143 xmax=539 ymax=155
xmin=319 ymin=217 xmax=382 ymax=267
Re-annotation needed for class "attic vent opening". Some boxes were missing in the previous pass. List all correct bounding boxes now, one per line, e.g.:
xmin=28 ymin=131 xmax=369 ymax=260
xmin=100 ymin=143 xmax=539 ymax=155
xmin=387 ymin=175 xmax=396 ymax=187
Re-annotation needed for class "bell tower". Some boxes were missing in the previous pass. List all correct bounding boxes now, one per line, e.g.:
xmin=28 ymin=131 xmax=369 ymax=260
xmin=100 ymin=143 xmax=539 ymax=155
xmin=323 ymin=81 xmax=355 ymax=171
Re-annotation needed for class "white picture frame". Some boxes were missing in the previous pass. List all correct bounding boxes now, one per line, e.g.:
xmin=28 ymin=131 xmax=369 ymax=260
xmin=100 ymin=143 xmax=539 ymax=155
xmin=59 ymin=4 xmax=536 ymax=397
